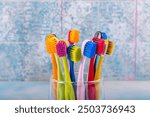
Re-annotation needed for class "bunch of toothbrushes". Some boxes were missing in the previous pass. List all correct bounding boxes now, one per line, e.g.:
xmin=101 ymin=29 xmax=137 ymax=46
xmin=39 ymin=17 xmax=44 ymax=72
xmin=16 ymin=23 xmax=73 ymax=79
xmin=45 ymin=30 xmax=115 ymax=100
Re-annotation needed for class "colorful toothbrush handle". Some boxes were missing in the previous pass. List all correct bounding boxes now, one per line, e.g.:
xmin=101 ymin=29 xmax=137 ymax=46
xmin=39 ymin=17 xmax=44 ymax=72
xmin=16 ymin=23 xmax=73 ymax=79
xmin=51 ymin=54 xmax=57 ymax=80
xmin=94 ymin=56 xmax=104 ymax=100
xmin=56 ymin=56 xmax=65 ymax=100
xmin=94 ymin=55 xmax=100 ymax=74
xmin=77 ymin=56 xmax=86 ymax=100
xmin=88 ymin=57 xmax=95 ymax=81
xmin=69 ymin=61 xmax=75 ymax=82
xmin=69 ymin=60 xmax=77 ymax=99
xmin=51 ymin=54 xmax=57 ymax=99
xmin=95 ymin=55 xmax=104 ymax=80
xmin=88 ymin=56 xmax=96 ymax=100
xmin=62 ymin=57 xmax=75 ymax=100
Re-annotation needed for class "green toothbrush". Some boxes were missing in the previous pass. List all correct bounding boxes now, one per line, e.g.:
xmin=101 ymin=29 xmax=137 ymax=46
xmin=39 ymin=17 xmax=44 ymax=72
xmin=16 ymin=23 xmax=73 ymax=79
xmin=56 ymin=40 xmax=75 ymax=100
xmin=56 ymin=55 xmax=65 ymax=100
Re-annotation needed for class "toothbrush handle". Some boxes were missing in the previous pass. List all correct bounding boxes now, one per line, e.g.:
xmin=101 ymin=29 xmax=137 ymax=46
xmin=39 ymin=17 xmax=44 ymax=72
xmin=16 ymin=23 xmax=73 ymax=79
xmin=88 ymin=56 xmax=96 ymax=100
xmin=62 ymin=57 xmax=71 ymax=82
xmin=94 ymin=56 xmax=104 ymax=100
xmin=56 ymin=56 xmax=64 ymax=81
xmin=94 ymin=55 xmax=100 ymax=74
xmin=62 ymin=57 xmax=75 ymax=100
xmin=51 ymin=54 xmax=57 ymax=99
xmin=51 ymin=54 xmax=57 ymax=80
xmin=70 ymin=61 xmax=75 ymax=82
xmin=95 ymin=56 xmax=104 ymax=80
xmin=70 ymin=60 xmax=76 ymax=99
xmin=77 ymin=56 xmax=86 ymax=100
xmin=88 ymin=56 xmax=95 ymax=81
xmin=56 ymin=56 xmax=65 ymax=100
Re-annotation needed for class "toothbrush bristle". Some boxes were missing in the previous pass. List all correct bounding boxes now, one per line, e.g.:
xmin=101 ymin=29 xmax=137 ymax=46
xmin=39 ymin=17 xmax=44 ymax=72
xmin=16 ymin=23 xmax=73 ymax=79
xmin=46 ymin=34 xmax=55 ymax=40
xmin=67 ymin=45 xmax=73 ymax=60
xmin=70 ymin=46 xmax=81 ymax=62
xmin=102 ymin=32 xmax=107 ymax=39
xmin=68 ymin=30 xmax=80 ymax=44
xmin=106 ymin=40 xmax=115 ymax=55
xmin=45 ymin=35 xmax=58 ymax=54
xmin=84 ymin=41 xmax=97 ymax=58
xmin=56 ymin=41 xmax=67 ymax=57
xmin=92 ymin=37 xmax=100 ymax=42
xmin=104 ymin=40 xmax=109 ymax=54
xmin=93 ymin=39 xmax=105 ymax=55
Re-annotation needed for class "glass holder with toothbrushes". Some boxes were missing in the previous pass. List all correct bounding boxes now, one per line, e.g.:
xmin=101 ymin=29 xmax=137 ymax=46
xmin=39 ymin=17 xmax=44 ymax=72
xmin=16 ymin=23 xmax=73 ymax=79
xmin=50 ymin=73 xmax=104 ymax=100
xmin=45 ymin=30 xmax=114 ymax=100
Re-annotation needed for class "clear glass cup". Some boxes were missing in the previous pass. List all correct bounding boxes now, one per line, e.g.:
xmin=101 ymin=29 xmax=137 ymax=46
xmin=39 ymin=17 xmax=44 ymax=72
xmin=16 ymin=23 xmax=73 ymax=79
xmin=50 ymin=73 xmax=104 ymax=100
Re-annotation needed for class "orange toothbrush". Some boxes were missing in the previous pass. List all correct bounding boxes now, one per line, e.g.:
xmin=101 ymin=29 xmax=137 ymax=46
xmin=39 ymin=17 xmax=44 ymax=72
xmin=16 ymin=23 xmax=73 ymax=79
xmin=45 ymin=34 xmax=58 ymax=99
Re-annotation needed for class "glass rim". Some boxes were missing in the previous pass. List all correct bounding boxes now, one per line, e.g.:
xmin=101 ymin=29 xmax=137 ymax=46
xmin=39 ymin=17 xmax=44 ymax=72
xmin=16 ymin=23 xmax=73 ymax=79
xmin=51 ymin=79 xmax=101 ymax=84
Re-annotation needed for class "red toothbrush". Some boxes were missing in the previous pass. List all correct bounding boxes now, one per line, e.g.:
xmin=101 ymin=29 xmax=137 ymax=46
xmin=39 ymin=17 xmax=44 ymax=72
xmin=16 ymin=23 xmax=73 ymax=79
xmin=88 ymin=32 xmax=105 ymax=100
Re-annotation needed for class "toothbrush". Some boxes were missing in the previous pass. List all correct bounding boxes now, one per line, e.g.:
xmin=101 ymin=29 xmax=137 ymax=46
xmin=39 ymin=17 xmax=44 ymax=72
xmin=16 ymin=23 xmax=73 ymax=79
xmin=67 ymin=45 xmax=81 ymax=82
xmin=88 ymin=38 xmax=105 ymax=100
xmin=45 ymin=34 xmax=58 ymax=99
xmin=56 ymin=40 xmax=75 ymax=100
xmin=67 ymin=29 xmax=80 ymax=99
xmin=67 ymin=45 xmax=81 ymax=99
xmin=68 ymin=30 xmax=80 ymax=82
xmin=94 ymin=40 xmax=114 ymax=99
xmin=94 ymin=40 xmax=115 ymax=80
xmin=77 ymin=40 xmax=97 ymax=100
xmin=94 ymin=32 xmax=107 ymax=72
xmin=68 ymin=29 xmax=80 ymax=45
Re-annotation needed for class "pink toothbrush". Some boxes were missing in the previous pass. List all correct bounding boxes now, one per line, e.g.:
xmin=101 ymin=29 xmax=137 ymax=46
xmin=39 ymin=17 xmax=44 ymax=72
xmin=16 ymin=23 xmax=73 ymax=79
xmin=77 ymin=40 xmax=97 ymax=100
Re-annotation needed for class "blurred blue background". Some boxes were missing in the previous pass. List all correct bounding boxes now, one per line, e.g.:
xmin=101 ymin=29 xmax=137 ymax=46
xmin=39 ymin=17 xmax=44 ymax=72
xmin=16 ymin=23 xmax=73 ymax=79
xmin=0 ymin=0 xmax=149 ymax=81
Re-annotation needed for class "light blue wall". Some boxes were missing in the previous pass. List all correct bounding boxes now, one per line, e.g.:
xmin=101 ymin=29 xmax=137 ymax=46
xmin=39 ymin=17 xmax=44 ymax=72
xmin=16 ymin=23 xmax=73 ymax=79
xmin=0 ymin=0 xmax=149 ymax=81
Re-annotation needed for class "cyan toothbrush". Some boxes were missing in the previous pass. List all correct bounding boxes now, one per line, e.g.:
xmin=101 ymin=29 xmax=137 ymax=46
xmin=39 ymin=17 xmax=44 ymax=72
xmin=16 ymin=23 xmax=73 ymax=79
xmin=77 ymin=40 xmax=97 ymax=100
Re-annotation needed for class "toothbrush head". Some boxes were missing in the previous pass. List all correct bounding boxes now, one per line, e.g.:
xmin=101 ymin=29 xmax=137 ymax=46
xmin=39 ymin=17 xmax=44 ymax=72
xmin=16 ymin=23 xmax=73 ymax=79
xmin=46 ymin=34 xmax=56 ymax=39
xmin=84 ymin=41 xmax=97 ymax=58
xmin=106 ymin=40 xmax=115 ymax=56
xmin=93 ymin=31 xmax=107 ymax=40
xmin=59 ymin=39 xmax=69 ymax=47
xmin=45 ymin=35 xmax=58 ymax=54
xmin=68 ymin=45 xmax=82 ymax=62
xmin=67 ymin=45 xmax=73 ymax=60
xmin=68 ymin=29 xmax=80 ymax=44
xmin=67 ymin=45 xmax=74 ymax=61
xmin=93 ymin=39 xmax=105 ymax=55
xmin=56 ymin=41 xmax=67 ymax=57
xmin=101 ymin=32 xmax=107 ymax=40
xmin=104 ymin=40 xmax=109 ymax=54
